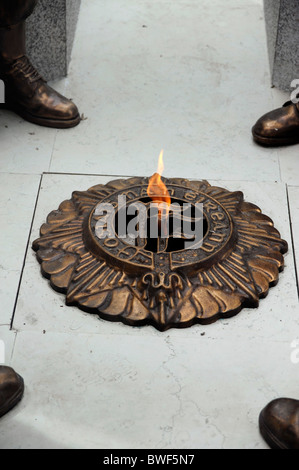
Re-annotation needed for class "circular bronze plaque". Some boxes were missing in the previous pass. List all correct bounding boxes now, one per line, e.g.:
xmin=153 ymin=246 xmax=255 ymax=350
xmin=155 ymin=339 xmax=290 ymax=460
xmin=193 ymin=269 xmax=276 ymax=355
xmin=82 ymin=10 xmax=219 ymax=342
xmin=33 ymin=178 xmax=288 ymax=330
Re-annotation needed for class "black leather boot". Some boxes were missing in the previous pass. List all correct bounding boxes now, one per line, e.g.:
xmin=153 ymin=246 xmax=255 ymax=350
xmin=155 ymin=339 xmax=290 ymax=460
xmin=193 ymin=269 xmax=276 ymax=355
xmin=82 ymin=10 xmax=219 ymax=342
xmin=0 ymin=0 xmax=80 ymax=129
xmin=252 ymin=101 xmax=299 ymax=147
xmin=259 ymin=398 xmax=299 ymax=449
xmin=0 ymin=366 xmax=24 ymax=418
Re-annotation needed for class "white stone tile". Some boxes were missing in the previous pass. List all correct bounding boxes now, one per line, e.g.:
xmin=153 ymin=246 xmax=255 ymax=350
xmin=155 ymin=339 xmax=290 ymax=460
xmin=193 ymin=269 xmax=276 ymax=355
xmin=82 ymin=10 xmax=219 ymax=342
xmin=0 ymin=326 xmax=17 ymax=365
xmin=50 ymin=0 xmax=280 ymax=182
xmin=271 ymin=88 xmax=290 ymax=109
xmin=271 ymin=72 xmax=299 ymax=186
xmin=0 ymin=329 xmax=298 ymax=449
xmin=288 ymin=186 xmax=299 ymax=286
xmin=0 ymin=112 xmax=56 ymax=174
xmin=279 ymin=148 xmax=299 ymax=186
xmin=13 ymin=176 xmax=298 ymax=345
xmin=0 ymin=174 xmax=41 ymax=325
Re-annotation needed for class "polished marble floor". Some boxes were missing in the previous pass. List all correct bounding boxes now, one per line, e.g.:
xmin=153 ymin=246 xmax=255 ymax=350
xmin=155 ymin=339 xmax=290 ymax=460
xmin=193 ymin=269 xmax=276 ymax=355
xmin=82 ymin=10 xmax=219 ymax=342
xmin=0 ymin=0 xmax=298 ymax=449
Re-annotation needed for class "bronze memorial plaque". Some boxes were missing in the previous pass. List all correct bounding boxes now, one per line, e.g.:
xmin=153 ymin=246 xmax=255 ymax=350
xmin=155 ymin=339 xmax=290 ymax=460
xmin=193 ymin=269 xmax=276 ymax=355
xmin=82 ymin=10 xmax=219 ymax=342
xmin=33 ymin=177 xmax=288 ymax=331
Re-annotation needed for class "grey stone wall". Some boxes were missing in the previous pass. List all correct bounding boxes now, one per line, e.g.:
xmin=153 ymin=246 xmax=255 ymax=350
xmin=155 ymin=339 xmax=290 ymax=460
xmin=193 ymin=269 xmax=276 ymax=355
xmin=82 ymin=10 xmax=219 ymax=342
xmin=264 ymin=0 xmax=299 ymax=92
xmin=26 ymin=0 xmax=81 ymax=81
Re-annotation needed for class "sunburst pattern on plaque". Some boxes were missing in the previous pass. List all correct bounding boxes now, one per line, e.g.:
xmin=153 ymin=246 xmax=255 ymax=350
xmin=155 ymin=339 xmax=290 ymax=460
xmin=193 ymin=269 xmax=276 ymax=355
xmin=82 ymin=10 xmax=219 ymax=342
xmin=32 ymin=178 xmax=288 ymax=330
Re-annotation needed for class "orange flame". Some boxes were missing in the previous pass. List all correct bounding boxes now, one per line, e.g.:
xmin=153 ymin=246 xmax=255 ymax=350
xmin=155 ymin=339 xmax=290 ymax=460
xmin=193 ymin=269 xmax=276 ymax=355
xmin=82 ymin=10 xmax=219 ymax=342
xmin=147 ymin=150 xmax=171 ymax=221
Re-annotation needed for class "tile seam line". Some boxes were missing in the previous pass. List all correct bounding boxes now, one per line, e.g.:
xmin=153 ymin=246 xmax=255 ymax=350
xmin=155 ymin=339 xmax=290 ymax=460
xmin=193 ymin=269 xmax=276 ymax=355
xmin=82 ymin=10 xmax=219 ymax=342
xmin=9 ymin=174 xmax=44 ymax=330
xmin=286 ymin=184 xmax=299 ymax=300
xmin=9 ymin=329 xmax=18 ymax=364
xmin=48 ymin=128 xmax=59 ymax=172
xmin=0 ymin=172 xmax=41 ymax=176
xmin=41 ymin=172 xmax=283 ymax=184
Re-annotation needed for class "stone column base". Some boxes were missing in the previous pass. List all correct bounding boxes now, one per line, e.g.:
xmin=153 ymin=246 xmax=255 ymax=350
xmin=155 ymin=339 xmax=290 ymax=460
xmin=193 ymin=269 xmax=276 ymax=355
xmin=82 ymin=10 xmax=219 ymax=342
xmin=26 ymin=0 xmax=81 ymax=81
xmin=264 ymin=0 xmax=299 ymax=92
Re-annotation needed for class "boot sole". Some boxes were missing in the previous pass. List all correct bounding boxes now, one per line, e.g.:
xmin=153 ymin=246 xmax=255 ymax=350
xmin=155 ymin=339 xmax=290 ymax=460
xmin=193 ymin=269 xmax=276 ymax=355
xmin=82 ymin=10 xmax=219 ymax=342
xmin=1 ymin=103 xmax=81 ymax=129
xmin=0 ymin=373 xmax=24 ymax=418
xmin=259 ymin=412 xmax=288 ymax=449
xmin=252 ymin=129 xmax=299 ymax=147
